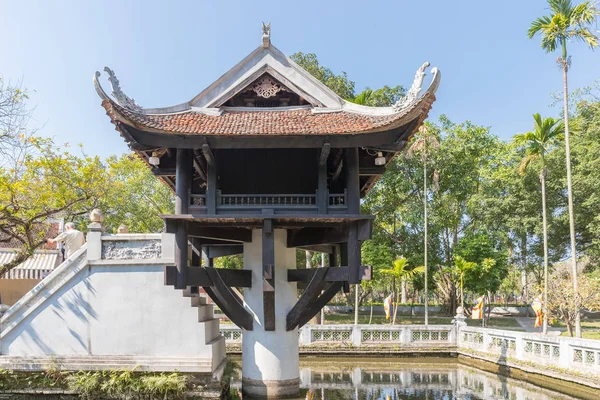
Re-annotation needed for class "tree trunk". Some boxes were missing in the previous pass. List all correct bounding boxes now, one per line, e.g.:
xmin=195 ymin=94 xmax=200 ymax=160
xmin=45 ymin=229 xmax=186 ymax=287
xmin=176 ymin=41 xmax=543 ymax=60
xmin=401 ymin=278 xmax=407 ymax=304
xmin=392 ymin=286 xmax=399 ymax=325
xmin=305 ymin=250 xmax=312 ymax=269
xmin=540 ymin=167 xmax=549 ymax=335
xmin=561 ymin=54 xmax=581 ymax=338
xmin=521 ymin=233 xmax=530 ymax=316
xmin=424 ymin=157 xmax=429 ymax=326
xmin=369 ymin=293 xmax=374 ymax=325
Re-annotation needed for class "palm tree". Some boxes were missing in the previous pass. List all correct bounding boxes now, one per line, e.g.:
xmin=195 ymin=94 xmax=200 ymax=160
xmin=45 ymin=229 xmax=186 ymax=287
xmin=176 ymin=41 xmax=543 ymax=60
xmin=514 ymin=114 xmax=564 ymax=335
xmin=454 ymin=255 xmax=477 ymax=311
xmin=381 ymin=258 xmax=425 ymax=324
xmin=407 ymin=125 xmax=440 ymax=325
xmin=529 ymin=0 xmax=598 ymax=338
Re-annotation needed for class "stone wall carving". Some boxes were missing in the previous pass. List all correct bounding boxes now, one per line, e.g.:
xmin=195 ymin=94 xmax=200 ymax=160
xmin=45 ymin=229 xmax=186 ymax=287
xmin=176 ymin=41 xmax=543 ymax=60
xmin=101 ymin=239 xmax=161 ymax=260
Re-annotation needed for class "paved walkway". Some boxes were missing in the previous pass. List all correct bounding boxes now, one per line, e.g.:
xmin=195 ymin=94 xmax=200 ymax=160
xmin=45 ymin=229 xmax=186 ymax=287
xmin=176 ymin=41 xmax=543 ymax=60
xmin=514 ymin=317 xmax=565 ymax=335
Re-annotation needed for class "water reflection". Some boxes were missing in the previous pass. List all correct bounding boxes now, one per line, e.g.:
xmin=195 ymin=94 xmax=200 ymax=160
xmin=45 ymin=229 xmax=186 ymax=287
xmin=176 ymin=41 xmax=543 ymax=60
xmin=228 ymin=359 xmax=583 ymax=399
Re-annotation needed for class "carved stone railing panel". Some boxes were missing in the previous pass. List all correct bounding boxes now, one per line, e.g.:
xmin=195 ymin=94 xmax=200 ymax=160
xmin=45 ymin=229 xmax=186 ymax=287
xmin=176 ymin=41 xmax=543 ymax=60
xmin=101 ymin=237 xmax=162 ymax=260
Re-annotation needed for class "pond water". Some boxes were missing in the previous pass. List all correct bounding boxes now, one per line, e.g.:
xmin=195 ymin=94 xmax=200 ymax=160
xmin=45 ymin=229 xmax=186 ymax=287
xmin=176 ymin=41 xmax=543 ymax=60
xmin=227 ymin=358 xmax=599 ymax=400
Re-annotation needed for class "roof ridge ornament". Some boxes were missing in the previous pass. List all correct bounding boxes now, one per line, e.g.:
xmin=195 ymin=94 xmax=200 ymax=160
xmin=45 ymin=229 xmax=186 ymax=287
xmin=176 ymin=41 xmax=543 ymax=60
xmin=102 ymin=67 xmax=143 ymax=112
xmin=262 ymin=22 xmax=271 ymax=48
xmin=393 ymin=62 xmax=430 ymax=112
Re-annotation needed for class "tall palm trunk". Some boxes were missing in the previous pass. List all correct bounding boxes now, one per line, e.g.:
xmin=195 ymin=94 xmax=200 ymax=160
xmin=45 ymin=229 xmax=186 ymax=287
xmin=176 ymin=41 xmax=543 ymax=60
xmin=424 ymin=149 xmax=429 ymax=325
xmin=401 ymin=278 xmax=407 ymax=303
xmin=540 ymin=165 xmax=549 ymax=335
xmin=560 ymin=46 xmax=580 ymax=337
xmin=460 ymin=275 xmax=464 ymax=311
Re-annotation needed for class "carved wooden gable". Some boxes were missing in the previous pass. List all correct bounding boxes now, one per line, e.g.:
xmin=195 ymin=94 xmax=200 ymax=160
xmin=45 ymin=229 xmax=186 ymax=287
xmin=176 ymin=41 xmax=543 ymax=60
xmin=222 ymin=73 xmax=310 ymax=108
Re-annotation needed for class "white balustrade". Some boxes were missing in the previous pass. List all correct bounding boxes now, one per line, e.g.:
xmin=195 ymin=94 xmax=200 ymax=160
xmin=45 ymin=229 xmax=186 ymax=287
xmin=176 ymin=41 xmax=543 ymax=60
xmin=220 ymin=323 xmax=600 ymax=379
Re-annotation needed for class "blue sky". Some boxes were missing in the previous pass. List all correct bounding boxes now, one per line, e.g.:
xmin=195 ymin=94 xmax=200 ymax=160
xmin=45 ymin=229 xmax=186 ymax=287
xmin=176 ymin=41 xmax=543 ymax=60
xmin=1 ymin=0 xmax=599 ymax=158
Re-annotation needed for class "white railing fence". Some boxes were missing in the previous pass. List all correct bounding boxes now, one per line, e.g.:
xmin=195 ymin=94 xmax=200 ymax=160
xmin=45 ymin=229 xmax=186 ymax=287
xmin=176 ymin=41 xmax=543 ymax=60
xmin=459 ymin=327 xmax=600 ymax=375
xmin=220 ymin=323 xmax=600 ymax=379
xmin=221 ymin=324 xmax=455 ymax=347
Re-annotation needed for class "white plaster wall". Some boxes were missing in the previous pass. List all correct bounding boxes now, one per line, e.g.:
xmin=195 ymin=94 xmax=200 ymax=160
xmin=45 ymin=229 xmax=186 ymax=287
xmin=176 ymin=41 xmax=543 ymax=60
xmin=2 ymin=262 xmax=220 ymax=361
xmin=242 ymin=229 xmax=299 ymax=382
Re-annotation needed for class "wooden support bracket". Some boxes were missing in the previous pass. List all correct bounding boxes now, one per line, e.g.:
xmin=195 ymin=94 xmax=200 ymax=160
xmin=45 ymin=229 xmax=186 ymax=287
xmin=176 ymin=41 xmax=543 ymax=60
xmin=286 ymin=267 xmax=329 ymax=331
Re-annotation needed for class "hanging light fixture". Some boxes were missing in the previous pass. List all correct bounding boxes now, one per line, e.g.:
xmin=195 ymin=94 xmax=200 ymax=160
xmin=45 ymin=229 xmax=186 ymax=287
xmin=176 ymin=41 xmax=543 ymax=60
xmin=374 ymin=152 xmax=386 ymax=166
xmin=149 ymin=151 xmax=160 ymax=166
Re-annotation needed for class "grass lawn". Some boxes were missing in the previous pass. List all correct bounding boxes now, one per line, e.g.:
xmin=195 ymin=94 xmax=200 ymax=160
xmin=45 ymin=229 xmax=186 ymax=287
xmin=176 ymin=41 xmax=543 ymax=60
xmin=556 ymin=319 xmax=600 ymax=340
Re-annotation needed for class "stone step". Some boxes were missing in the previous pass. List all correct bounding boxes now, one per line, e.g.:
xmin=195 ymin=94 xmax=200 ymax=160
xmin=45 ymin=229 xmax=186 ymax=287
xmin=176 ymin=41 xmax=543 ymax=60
xmin=198 ymin=303 xmax=214 ymax=322
xmin=202 ymin=318 xmax=221 ymax=344
xmin=182 ymin=286 xmax=200 ymax=297
xmin=191 ymin=295 xmax=207 ymax=307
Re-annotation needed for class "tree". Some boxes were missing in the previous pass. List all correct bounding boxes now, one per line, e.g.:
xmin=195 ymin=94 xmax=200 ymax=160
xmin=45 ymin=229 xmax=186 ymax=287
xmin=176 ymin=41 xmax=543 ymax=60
xmin=454 ymin=255 xmax=476 ymax=310
xmin=289 ymin=52 xmax=355 ymax=100
xmin=380 ymin=258 xmax=424 ymax=324
xmin=407 ymin=124 xmax=440 ymax=325
xmin=99 ymin=154 xmax=174 ymax=233
xmin=514 ymin=114 xmax=564 ymax=334
xmin=0 ymin=78 xmax=36 ymax=174
xmin=0 ymin=138 xmax=107 ymax=273
xmin=546 ymin=262 xmax=600 ymax=336
xmin=352 ymin=86 xmax=405 ymax=107
xmin=529 ymin=0 xmax=599 ymax=338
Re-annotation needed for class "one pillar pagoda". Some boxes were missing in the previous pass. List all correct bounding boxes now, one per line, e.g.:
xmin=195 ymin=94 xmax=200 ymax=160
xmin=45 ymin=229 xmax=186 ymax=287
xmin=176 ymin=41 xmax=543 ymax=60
xmin=94 ymin=24 xmax=440 ymax=398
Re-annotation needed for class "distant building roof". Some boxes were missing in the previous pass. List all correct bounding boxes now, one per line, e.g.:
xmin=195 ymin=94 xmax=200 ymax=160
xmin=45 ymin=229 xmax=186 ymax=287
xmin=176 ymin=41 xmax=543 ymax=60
xmin=0 ymin=250 xmax=61 ymax=280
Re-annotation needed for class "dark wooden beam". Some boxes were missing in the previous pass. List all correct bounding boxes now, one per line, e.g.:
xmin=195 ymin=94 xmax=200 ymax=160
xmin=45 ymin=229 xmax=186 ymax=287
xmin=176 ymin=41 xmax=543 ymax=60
xmin=206 ymin=149 xmax=217 ymax=214
xmin=317 ymin=155 xmax=328 ymax=214
xmin=287 ymin=226 xmax=348 ymax=248
xmin=340 ymin=243 xmax=350 ymax=293
xmin=286 ymin=267 xmax=329 ymax=331
xmin=151 ymin=167 xmax=176 ymax=176
xmin=201 ymin=143 xmax=215 ymax=166
xmin=206 ymin=245 xmax=243 ymax=258
xmin=165 ymin=265 xmax=252 ymax=287
xmin=347 ymin=222 xmax=361 ymax=284
xmin=332 ymin=159 xmax=343 ymax=183
xmin=296 ymin=282 xmax=344 ymax=328
xmin=329 ymin=246 xmax=337 ymax=267
xmin=287 ymin=265 xmax=372 ymax=282
xmin=319 ymin=142 xmax=331 ymax=166
xmin=359 ymin=166 xmax=386 ymax=176
xmin=188 ymin=225 xmax=253 ymax=242
xmin=344 ymin=148 xmax=360 ymax=214
xmin=297 ymin=245 xmax=334 ymax=254
xmin=204 ymin=268 xmax=253 ymax=331
xmin=262 ymin=219 xmax=275 ymax=331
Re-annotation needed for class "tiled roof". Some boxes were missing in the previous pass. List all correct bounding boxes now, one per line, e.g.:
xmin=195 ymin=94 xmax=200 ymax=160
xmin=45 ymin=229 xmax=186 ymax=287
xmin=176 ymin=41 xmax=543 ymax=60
xmin=0 ymin=250 xmax=61 ymax=279
xmin=102 ymin=93 xmax=435 ymax=136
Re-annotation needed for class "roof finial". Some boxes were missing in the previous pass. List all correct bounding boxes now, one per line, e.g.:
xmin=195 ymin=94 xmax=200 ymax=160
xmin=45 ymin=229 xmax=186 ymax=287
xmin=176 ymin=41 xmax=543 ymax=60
xmin=262 ymin=22 xmax=271 ymax=48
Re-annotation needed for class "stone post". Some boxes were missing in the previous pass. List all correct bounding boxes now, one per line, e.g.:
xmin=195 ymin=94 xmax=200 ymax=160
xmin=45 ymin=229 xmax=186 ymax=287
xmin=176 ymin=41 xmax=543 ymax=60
xmin=242 ymin=229 xmax=300 ymax=398
xmin=453 ymin=307 xmax=467 ymax=347
xmin=87 ymin=209 xmax=104 ymax=261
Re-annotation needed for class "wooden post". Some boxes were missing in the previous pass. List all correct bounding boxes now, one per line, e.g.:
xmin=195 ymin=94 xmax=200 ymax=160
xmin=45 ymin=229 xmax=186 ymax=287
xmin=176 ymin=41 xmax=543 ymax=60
xmin=262 ymin=220 xmax=275 ymax=331
xmin=175 ymin=149 xmax=192 ymax=214
xmin=318 ymin=144 xmax=330 ymax=214
xmin=347 ymin=222 xmax=361 ymax=284
xmin=203 ymin=144 xmax=217 ymax=214
xmin=175 ymin=149 xmax=192 ymax=289
xmin=344 ymin=148 xmax=360 ymax=214
xmin=317 ymin=162 xmax=327 ymax=214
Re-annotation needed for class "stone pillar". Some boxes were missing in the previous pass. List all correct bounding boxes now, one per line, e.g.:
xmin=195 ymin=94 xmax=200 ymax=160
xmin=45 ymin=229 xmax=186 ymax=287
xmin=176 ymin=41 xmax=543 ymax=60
xmin=87 ymin=209 xmax=104 ymax=261
xmin=242 ymin=229 xmax=300 ymax=398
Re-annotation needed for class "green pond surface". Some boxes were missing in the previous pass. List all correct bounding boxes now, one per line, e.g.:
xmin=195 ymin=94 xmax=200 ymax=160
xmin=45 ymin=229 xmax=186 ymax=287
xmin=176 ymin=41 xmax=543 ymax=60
xmin=226 ymin=357 xmax=600 ymax=399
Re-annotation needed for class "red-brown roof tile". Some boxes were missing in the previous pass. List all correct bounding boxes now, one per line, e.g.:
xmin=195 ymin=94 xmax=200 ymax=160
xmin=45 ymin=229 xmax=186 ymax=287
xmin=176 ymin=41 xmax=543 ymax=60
xmin=102 ymin=93 xmax=435 ymax=136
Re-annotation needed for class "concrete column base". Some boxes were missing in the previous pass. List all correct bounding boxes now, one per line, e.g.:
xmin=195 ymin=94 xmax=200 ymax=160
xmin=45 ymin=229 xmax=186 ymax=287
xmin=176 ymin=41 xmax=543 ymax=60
xmin=241 ymin=229 xmax=300 ymax=399
xmin=242 ymin=376 xmax=300 ymax=398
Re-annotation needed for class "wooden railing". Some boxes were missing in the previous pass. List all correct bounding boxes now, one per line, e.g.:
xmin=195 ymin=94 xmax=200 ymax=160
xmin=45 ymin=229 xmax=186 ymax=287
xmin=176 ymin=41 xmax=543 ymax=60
xmin=220 ymin=194 xmax=316 ymax=208
xmin=189 ymin=192 xmax=348 ymax=213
